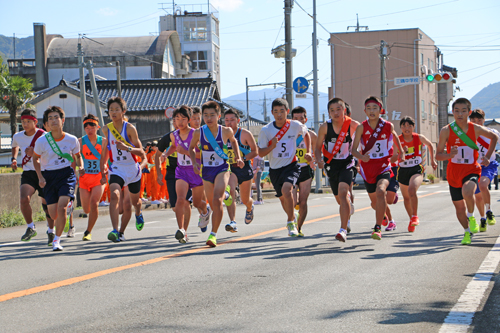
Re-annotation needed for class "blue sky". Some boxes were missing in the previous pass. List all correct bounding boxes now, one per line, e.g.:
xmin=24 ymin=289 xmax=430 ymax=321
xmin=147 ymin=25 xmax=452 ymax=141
xmin=2 ymin=0 xmax=499 ymax=103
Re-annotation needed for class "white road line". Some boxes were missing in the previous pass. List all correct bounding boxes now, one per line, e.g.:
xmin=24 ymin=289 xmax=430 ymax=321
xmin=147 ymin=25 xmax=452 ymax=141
xmin=0 ymin=241 xmax=24 ymax=247
xmin=439 ymin=234 xmax=500 ymax=332
xmin=426 ymin=185 xmax=439 ymax=188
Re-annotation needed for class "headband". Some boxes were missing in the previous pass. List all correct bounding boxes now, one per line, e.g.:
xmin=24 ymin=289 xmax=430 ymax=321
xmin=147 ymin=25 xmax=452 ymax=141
xmin=365 ymin=99 xmax=386 ymax=115
xmin=83 ymin=119 xmax=100 ymax=127
xmin=21 ymin=115 xmax=37 ymax=122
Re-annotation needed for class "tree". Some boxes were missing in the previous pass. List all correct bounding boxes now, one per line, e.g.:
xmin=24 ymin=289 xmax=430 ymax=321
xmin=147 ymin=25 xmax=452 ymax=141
xmin=0 ymin=56 xmax=34 ymax=138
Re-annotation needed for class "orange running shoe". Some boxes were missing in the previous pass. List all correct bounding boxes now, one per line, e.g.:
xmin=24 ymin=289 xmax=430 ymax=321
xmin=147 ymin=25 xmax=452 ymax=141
xmin=410 ymin=216 xmax=419 ymax=226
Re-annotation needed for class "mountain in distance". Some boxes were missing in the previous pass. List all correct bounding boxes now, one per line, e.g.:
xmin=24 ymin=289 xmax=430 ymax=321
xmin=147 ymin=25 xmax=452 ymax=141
xmin=470 ymin=81 xmax=500 ymax=119
xmin=0 ymin=35 xmax=35 ymax=63
xmin=222 ymin=87 xmax=330 ymax=128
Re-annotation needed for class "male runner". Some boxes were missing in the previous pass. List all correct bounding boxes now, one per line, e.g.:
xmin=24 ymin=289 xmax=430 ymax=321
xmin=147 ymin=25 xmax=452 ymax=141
xmin=436 ymin=98 xmax=498 ymax=245
xmin=12 ymin=109 xmax=55 ymax=245
xmin=316 ymin=98 xmax=359 ymax=242
xmin=352 ymin=96 xmax=404 ymax=240
xmin=258 ymin=98 xmax=311 ymax=237
xmin=100 ymin=97 xmax=147 ymax=242
xmin=223 ymin=108 xmax=258 ymax=232
xmin=469 ymin=109 xmax=499 ymax=231
xmin=397 ymin=116 xmax=437 ymax=232
xmin=291 ymin=106 xmax=317 ymax=237
xmin=190 ymin=101 xmax=243 ymax=247
xmin=33 ymin=106 xmax=82 ymax=251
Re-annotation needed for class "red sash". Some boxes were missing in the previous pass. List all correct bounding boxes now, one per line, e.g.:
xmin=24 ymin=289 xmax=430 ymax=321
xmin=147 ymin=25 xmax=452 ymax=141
xmin=399 ymin=133 xmax=420 ymax=159
xmin=362 ymin=119 xmax=389 ymax=155
xmin=477 ymin=136 xmax=489 ymax=150
xmin=322 ymin=117 xmax=351 ymax=163
xmin=268 ymin=119 xmax=291 ymax=146
xmin=21 ymin=129 xmax=45 ymax=167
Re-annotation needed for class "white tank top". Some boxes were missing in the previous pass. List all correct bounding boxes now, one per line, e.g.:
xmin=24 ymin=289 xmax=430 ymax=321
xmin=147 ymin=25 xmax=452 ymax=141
xmin=107 ymin=121 xmax=138 ymax=166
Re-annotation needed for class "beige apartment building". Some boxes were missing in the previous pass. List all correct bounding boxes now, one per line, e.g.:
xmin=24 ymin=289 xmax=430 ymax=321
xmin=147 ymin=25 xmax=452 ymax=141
xmin=329 ymin=28 xmax=441 ymax=175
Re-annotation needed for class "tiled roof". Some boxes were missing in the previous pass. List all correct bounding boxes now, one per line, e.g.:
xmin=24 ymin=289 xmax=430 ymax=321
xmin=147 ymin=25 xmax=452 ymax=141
xmin=88 ymin=78 xmax=220 ymax=112
xmin=239 ymin=116 xmax=268 ymax=127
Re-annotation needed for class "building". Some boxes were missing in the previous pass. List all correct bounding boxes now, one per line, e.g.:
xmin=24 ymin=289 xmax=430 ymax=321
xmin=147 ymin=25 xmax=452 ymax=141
xmin=159 ymin=2 xmax=221 ymax=93
xmin=329 ymin=28 xmax=456 ymax=176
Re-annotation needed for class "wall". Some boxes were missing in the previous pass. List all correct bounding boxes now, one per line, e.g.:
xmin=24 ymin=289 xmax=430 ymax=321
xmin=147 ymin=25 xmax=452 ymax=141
xmin=0 ymin=173 xmax=42 ymax=211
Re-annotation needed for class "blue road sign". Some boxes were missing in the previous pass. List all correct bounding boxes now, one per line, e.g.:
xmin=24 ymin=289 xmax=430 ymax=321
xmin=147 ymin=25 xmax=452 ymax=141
xmin=293 ymin=77 xmax=309 ymax=94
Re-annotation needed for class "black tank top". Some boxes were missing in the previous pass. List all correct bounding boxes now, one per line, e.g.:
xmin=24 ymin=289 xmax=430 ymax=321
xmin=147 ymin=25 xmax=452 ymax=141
xmin=323 ymin=119 xmax=353 ymax=170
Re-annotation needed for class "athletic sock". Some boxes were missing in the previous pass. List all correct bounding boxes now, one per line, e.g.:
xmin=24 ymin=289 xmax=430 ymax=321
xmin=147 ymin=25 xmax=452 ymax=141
xmin=54 ymin=235 xmax=60 ymax=242
xmin=210 ymin=232 xmax=216 ymax=237
xmin=412 ymin=215 xmax=417 ymax=218
xmin=486 ymin=204 xmax=490 ymax=211
xmin=47 ymin=228 xmax=54 ymax=233
xmin=224 ymin=192 xmax=230 ymax=200
xmin=482 ymin=215 xmax=486 ymax=219
xmin=465 ymin=228 xmax=471 ymax=233
xmin=389 ymin=220 xmax=394 ymax=223
xmin=467 ymin=212 xmax=473 ymax=218
xmin=27 ymin=222 xmax=35 ymax=229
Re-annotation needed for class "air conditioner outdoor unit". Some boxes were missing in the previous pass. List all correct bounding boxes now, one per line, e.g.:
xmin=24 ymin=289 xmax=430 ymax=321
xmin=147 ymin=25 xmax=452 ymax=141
xmin=420 ymin=65 xmax=427 ymax=75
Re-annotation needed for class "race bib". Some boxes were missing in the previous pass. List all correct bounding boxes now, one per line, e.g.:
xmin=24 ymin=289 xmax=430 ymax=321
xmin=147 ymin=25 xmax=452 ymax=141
xmin=202 ymin=150 xmax=224 ymax=167
xmin=178 ymin=153 xmax=192 ymax=166
xmin=400 ymin=156 xmax=422 ymax=167
xmin=451 ymin=146 xmax=474 ymax=164
xmin=84 ymin=159 xmax=100 ymax=174
xmin=273 ymin=139 xmax=293 ymax=159
xmin=327 ymin=142 xmax=350 ymax=160
xmin=227 ymin=148 xmax=236 ymax=164
xmin=295 ymin=148 xmax=307 ymax=163
xmin=365 ymin=139 xmax=389 ymax=159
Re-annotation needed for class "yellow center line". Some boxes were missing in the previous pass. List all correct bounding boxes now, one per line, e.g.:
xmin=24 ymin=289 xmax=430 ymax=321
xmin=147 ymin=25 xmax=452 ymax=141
xmin=0 ymin=191 xmax=441 ymax=303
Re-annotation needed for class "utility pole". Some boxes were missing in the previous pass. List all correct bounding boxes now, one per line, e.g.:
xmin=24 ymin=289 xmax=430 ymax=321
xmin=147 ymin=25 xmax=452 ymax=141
xmin=284 ymin=0 xmax=293 ymax=111
xmin=115 ymin=60 xmax=122 ymax=98
xmin=245 ymin=77 xmax=250 ymax=130
xmin=263 ymin=93 xmax=268 ymax=122
xmin=86 ymin=60 xmax=105 ymax=135
xmin=380 ymin=40 xmax=388 ymax=117
xmin=312 ymin=0 xmax=321 ymax=193
xmin=77 ymin=36 xmax=87 ymax=136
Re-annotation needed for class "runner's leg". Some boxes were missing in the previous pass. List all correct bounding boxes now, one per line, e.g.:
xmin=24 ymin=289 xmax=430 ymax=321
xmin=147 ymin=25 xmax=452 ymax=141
xmin=226 ymin=173 xmax=238 ymax=222
xmin=20 ymin=184 xmax=36 ymax=224
xmin=175 ymin=179 xmax=190 ymax=230
xmin=297 ymin=178 xmax=312 ymax=231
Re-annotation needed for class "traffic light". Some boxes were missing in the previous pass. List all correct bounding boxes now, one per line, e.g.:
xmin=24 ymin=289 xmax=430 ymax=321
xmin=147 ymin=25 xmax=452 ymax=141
xmin=426 ymin=72 xmax=453 ymax=83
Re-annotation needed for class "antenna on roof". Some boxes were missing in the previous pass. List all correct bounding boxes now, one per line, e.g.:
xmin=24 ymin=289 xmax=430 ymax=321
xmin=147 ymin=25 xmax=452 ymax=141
xmin=81 ymin=34 xmax=104 ymax=46
xmin=347 ymin=14 xmax=368 ymax=32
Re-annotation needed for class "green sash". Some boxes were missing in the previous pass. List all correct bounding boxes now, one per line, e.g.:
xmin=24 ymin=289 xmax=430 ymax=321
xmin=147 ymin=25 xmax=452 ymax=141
xmin=450 ymin=122 xmax=479 ymax=150
xmin=46 ymin=132 xmax=74 ymax=162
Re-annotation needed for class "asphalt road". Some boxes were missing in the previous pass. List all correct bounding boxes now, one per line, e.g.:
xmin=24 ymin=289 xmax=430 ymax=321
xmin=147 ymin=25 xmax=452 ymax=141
xmin=1 ymin=182 xmax=500 ymax=332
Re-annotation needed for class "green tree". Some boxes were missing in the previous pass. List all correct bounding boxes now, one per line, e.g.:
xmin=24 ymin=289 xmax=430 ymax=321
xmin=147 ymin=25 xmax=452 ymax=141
xmin=0 ymin=56 xmax=34 ymax=138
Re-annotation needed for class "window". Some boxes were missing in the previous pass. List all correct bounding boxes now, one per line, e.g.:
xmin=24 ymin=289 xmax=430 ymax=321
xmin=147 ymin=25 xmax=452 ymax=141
xmin=421 ymin=100 xmax=426 ymax=120
xmin=189 ymin=51 xmax=208 ymax=70
xmin=183 ymin=18 xmax=207 ymax=41
xmin=211 ymin=18 xmax=219 ymax=45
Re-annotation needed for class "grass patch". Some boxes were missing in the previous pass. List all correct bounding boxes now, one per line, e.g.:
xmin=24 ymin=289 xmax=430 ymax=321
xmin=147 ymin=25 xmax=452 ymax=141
xmin=0 ymin=167 xmax=23 ymax=174
xmin=0 ymin=207 xmax=46 ymax=228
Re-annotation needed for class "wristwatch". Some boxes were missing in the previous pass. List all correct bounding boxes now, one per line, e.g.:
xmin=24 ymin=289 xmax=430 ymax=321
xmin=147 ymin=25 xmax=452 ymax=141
xmin=11 ymin=157 xmax=16 ymax=162
xmin=127 ymin=146 xmax=132 ymax=152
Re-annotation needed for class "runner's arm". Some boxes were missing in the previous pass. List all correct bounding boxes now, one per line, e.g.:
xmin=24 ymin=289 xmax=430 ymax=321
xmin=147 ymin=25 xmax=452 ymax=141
xmin=435 ymin=126 xmax=454 ymax=161
xmin=125 ymin=124 xmax=145 ymax=156
xmin=475 ymin=124 xmax=498 ymax=163
xmin=351 ymin=125 xmax=369 ymax=162
xmin=315 ymin=123 xmax=327 ymax=168
xmin=154 ymin=150 xmax=164 ymax=186
xmin=189 ymin=129 xmax=201 ymax=174
xmin=11 ymin=146 xmax=19 ymax=170
xmin=390 ymin=145 xmax=400 ymax=164
xmin=32 ymin=153 xmax=45 ymax=188
xmin=258 ymin=130 xmax=277 ymax=157
xmin=391 ymin=123 xmax=405 ymax=162
xmin=99 ymin=130 xmax=109 ymax=184
xmin=225 ymin=127 xmax=243 ymax=167
xmin=303 ymin=131 xmax=313 ymax=162
xmin=419 ymin=134 xmax=437 ymax=169
xmin=242 ymin=129 xmax=258 ymax=161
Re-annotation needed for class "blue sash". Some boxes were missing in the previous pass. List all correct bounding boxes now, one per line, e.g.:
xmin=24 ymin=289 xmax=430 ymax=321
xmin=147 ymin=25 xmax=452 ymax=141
xmin=203 ymin=125 xmax=228 ymax=160
xmin=296 ymin=135 xmax=304 ymax=146
xmin=82 ymin=135 xmax=102 ymax=174
xmin=235 ymin=129 xmax=251 ymax=156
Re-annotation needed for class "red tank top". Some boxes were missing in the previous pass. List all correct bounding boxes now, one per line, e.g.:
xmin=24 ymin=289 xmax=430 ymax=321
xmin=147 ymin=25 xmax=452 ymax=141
xmin=399 ymin=133 xmax=422 ymax=168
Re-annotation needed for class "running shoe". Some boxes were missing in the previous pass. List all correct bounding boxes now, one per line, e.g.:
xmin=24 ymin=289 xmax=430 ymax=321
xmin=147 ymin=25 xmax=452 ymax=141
xmin=135 ymin=213 xmax=145 ymax=231
xmin=179 ymin=234 xmax=189 ymax=244
xmin=336 ymin=229 xmax=347 ymax=242
xmin=245 ymin=205 xmax=255 ymax=224
xmin=21 ymin=227 xmax=37 ymax=241
xmin=393 ymin=193 xmax=399 ymax=205
xmin=385 ymin=221 xmax=397 ymax=231
xmin=64 ymin=215 xmax=70 ymax=233
xmin=64 ymin=201 xmax=74 ymax=233
xmin=287 ymin=222 xmax=299 ymax=237
xmin=225 ymin=221 xmax=238 ymax=233
xmin=52 ymin=240 xmax=63 ymax=251
xmin=118 ymin=232 xmax=126 ymax=242
xmin=108 ymin=230 xmax=120 ymax=243
xmin=461 ymin=231 xmax=472 ymax=245
xmin=254 ymin=200 xmax=264 ymax=205
xmin=371 ymin=226 xmax=382 ymax=240
xmin=198 ymin=205 xmax=211 ymax=232
xmin=480 ymin=218 xmax=487 ymax=232
xmin=82 ymin=231 xmax=92 ymax=241
xmin=410 ymin=216 xmax=420 ymax=226
xmin=382 ymin=215 xmax=389 ymax=227
xmin=175 ymin=229 xmax=186 ymax=242
xmin=469 ymin=216 xmax=479 ymax=234
xmin=67 ymin=226 xmax=76 ymax=238
xmin=47 ymin=231 xmax=55 ymax=246
xmin=297 ymin=228 xmax=304 ymax=237
xmin=223 ymin=186 xmax=233 ymax=206
xmin=487 ymin=211 xmax=496 ymax=225
xmin=350 ymin=202 xmax=355 ymax=216
xmin=206 ymin=234 xmax=217 ymax=247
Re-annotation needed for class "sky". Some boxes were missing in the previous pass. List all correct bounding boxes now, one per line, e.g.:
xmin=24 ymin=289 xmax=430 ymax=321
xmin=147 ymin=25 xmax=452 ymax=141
xmin=1 ymin=0 xmax=499 ymax=106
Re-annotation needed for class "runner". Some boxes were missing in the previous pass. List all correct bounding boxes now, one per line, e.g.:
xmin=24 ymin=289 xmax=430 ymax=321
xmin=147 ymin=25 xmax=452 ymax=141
xmin=316 ymin=98 xmax=359 ymax=242
xmin=78 ymin=114 xmax=107 ymax=241
xmin=223 ymin=108 xmax=258 ymax=233
xmin=258 ymin=98 xmax=311 ymax=237
xmin=436 ymin=98 xmax=498 ymax=245
xmin=469 ymin=108 xmax=499 ymax=231
xmin=252 ymin=154 xmax=265 ymax=205
xmin=99 ymin=97 xmax=147 ymax=243
xmin=383 ymin=158 xmax=400 ymax=232
xmin=33 ymin=106 xmax=82 ymax=251
xmin=344 ymin=103 xmax=357 ymax=217
xmin=190 ymin=101 xmax=244 ymax=247
xmin=397 ymin=116 xmax=437 ymax=232
xmin=163 ymin=105 xmax=210 ymax=243
xmin=291 ymin=106 xmax=317 ymax=237
xmin=12 ymin=109 xmax=55 ymax=245
xmin=351 ymin=96 xmax=405 ymax=240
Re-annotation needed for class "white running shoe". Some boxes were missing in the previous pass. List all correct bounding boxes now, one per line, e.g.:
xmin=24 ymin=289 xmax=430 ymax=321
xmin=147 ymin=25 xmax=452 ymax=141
xmin=198 ymin=205 xmax=211 ymax=229
xmin=151 ymin=200 xmax=162 ymax=205
xmin=67 ymin=226 xmax=76 ymax=238
xmin=254 ymin=200 xmax=264 ymax=205
xmin=52 ymin=240 xmax=63 ymax=251
xmin=287 ymin=222 xmax=299 ymax=237
xmin=336 ymin=229 xmax=347 ymax=242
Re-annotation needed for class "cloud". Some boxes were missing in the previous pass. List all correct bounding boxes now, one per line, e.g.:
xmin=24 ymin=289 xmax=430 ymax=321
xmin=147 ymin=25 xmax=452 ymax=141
xmin=96 ymin=7 xmax=119 ymax=16
xmin=211 ymin=0 xmax=243 ymax=12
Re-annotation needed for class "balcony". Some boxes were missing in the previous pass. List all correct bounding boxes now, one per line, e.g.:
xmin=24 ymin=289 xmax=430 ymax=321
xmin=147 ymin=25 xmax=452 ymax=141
xmin=7 ymin=59 xmax=37 ymax=76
